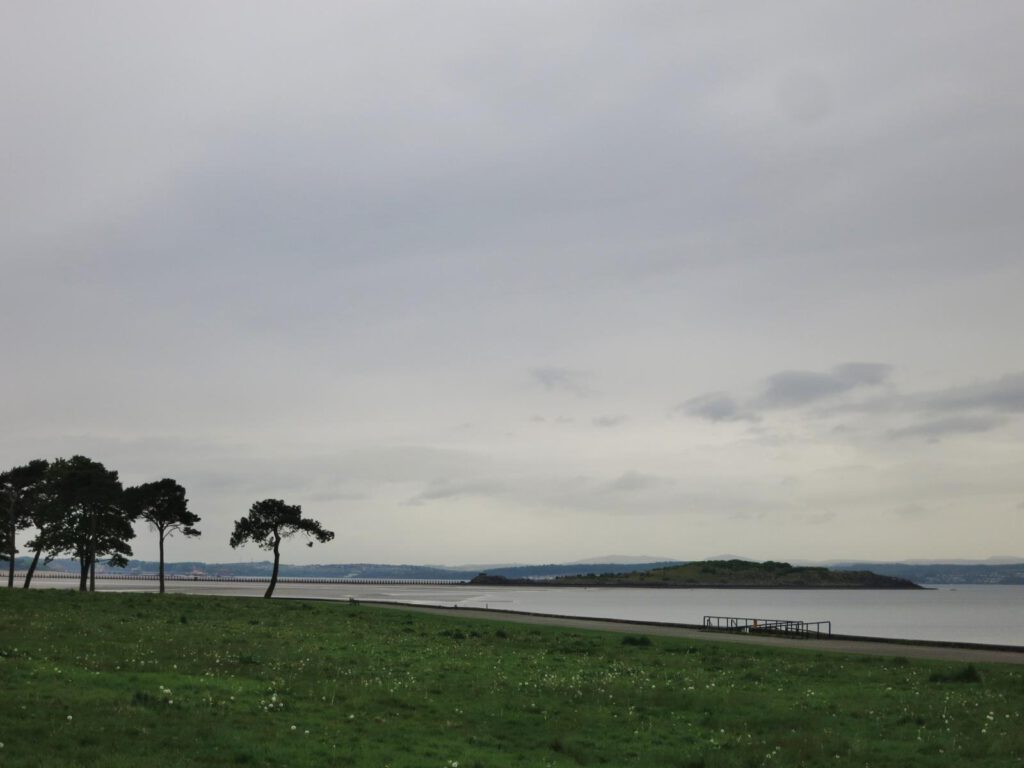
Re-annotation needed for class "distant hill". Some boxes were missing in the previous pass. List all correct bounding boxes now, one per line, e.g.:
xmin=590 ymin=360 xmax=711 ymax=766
xmin=14 ymin=556 xmax=1020 ymax=585
xmin=475 ymin=561 xmax=683 ymax=580
xmin=11 ymin=557 xmax=683 ymax=582
xmin=473 ymin=560 xmax=921 ymax=589
xmin=702 ymin=553 xmax=757 ymax=562
xmin=833 ymin=562 xmax=1024 ymax=585
xmin=12 ymin=558 xmax=476 ymax=581
xmin=565 ymin=555 xmax=680 ymax=565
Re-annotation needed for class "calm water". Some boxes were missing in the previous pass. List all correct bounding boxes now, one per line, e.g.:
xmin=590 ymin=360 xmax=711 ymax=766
xmin=27 ymin=577 xmax=1024 ymax=647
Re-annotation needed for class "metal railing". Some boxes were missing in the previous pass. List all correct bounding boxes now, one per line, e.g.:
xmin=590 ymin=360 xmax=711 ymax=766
xmin=703 ymin=615 xmax=831 ymax=639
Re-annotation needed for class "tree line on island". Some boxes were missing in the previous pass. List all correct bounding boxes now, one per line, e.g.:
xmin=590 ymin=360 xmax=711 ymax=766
xmin=1 ymin=455 xmax=333 ymax=598
xmin=471 ymin=559 xmax=922 ymax=589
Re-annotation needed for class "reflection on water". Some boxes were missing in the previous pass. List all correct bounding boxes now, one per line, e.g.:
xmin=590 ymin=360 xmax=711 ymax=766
xmin=30 ymin=578 xmax=1024 ymax=646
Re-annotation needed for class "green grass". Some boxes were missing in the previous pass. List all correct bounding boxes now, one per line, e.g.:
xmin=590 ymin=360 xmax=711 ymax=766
xmin=0 ymin=590 xmax=1021 ymax=767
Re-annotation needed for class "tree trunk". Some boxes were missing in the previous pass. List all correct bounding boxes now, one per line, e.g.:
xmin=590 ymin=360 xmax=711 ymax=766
xmin=78 ymin=554 xmax=88 ymax=592
xmin=88 ymin=515 xmax=96 ymax=592
xmin=7 ymin=495 xmax=16 ymax=588
xmin=6 ymin=529 xmax=14 ymax=588
xmin=23 ymin=547 xmax=42 ymax=589
xmin=264 ymin=539 xmax=280 ymax=599
xmin=158 ymin=531 xmax=166 ymax=594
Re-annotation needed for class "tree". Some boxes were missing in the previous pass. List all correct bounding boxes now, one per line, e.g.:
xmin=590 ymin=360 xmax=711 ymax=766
xmin=21 ymin=522 xmax=60 ymax=590
xmin=1 ymin=459 xmax=50 ymax=588
xmin=229 ymin=499 xmax=334 ymax=598
xmin=16 ymin=463 xmax=64 ymax=589
xmin=46 ymin=456 xmax=135 ymax=591
xmin=124 ymin=479 xmax=200 ymax=594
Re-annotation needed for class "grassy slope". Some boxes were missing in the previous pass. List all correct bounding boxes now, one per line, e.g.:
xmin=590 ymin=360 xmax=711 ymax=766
xmin=556 ymin=560 xmax=921 ymax=588
xmin=0 ymin=590 xmax=1020 ymax=768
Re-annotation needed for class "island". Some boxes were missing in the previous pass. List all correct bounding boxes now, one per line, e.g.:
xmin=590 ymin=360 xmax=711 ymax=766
xmin=470 ymin=559 xmax=923 ymax=589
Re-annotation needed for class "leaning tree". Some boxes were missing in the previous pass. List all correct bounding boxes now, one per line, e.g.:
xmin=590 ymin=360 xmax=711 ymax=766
xmin=1 ymin=459 xmax=50 ymax=588
xmin=229 ymin=499 xmax=334 ymax=598
xmin=125 ymin=479 xmax=200 ymax=594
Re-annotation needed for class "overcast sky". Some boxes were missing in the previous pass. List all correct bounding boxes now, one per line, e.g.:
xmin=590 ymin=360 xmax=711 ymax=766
xmin=3 ymin=2 xmax=1023 ymax=566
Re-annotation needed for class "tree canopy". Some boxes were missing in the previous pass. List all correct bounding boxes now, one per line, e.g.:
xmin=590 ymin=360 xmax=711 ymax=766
xmin=1 ymin=459 xmax=50 ymax=587
xmin=45 ymin=456 xmax=134 ymax=591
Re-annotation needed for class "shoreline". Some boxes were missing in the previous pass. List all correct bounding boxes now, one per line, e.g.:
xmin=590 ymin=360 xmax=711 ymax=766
xmin=353 ymin=599 xmax=1024 ymax=665
xmin=470 ymin=580 xmax=926 ymax=590
xmin=15 ymin=571 xmax=924 ymax=589
xmin=18 ymin=575 xmax=1021 ymax=652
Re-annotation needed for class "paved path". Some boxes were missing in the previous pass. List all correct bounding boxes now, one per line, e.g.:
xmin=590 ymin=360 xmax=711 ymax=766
xmin=363 ymin=601 xmax=1024 ymax=665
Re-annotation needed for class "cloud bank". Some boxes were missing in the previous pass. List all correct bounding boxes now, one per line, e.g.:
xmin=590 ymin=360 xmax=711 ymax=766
xmin=2 ymin=2 xmax=1022 ymax=563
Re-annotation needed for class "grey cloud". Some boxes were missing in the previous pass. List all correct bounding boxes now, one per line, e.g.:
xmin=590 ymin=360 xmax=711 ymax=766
xmin=758 ymin=363 xmax=891 ymax=409
xmin=790 ymin=511 xmax=836 ymax=525
xmin=761 ymin=371 xmax=844 ymax=407
xmin=683 ymin=363 xmax=889 ymax=421
xmin=407 ymin=480 xmax=504 ymax=506
xmin=687 ymin=365 xmax=1024 ymax=443
xmin=828 ymin=372 xmax=1024 ymax=438
xmin=186 ymin=470 xmax=295 ymax=495
xmin=2 ymin=3 xmax=1023 ymax=563
xmin=531 ymin=367 xmax=591 ymax=397
xmin=923 ymin=373 xmax=1024 ymax=414
xmin=890 ymin=503 xmax=931 ymax=519
xmin=834 ymin=363 xmax=893 ymax=387
xmin=306 ymin=490 xmax=368 ymax=503
xmin=887 ymin=415 xmax=1007 ymax=441
xmin=497 ymin=471 xmax=763 ymax=519
xmin=402 ymin=470 xmax=685 ymax=514
xmin=680 ymin=392 xmax=753 ymax=422
xmin=529 ymin=415 xmax=577 ymax=424
xmin=604 ymin=471 xmax=670 ymax=493
xmin=825 ymin=372 xmax=1024 ymax=418
xmin=593 ymin=415 xmax=626 ymax=428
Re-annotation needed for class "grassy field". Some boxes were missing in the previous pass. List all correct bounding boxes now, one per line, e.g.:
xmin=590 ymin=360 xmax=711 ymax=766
xmin=0 ymin=590 xmax=1021 ymax=767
